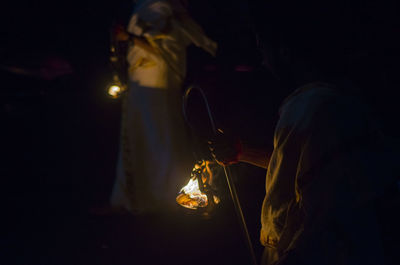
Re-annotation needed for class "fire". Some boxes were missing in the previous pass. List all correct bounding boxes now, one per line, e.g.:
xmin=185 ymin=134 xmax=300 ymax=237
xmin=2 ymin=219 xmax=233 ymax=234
xmin=176 ymin=160 xmax=220 ymax=210
xmin=177 ymin=177 xmax=208 ymax=209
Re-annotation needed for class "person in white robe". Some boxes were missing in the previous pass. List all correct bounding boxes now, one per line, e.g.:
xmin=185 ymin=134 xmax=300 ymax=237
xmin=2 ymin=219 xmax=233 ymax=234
xmin=110 ymin=0 xmax=217 ymax=215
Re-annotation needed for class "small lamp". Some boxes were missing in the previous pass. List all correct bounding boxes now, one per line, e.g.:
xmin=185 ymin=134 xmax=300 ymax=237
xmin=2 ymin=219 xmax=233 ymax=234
xmin=107 ymin=74 xmax=126 ymax=99
xmin=176 ymin=160 xmax=220 ymax=216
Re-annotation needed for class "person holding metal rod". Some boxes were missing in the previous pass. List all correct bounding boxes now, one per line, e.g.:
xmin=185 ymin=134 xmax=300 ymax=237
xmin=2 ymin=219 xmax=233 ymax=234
xmin=209 ymin=0 xmax=400 ymax=264
xmin=108 ymin=0 xmax=217 ymax=216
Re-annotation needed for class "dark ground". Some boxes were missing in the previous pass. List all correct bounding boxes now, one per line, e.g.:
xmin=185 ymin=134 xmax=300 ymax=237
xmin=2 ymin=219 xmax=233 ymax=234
xmin=1 ymin=1 xmax=400 ymax=265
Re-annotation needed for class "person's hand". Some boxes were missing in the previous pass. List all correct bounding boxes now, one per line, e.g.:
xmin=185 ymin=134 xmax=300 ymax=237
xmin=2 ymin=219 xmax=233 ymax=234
xmin=113 ymin=24 xmax=130 ymax=42
xmin=208 ymin=129 xmax=242 ymax=166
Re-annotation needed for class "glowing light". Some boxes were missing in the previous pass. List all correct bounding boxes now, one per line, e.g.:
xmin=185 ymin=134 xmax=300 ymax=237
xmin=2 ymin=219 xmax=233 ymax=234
xmin=176 ymin=160 xmax=220 ymax=210
xmin=177 ymin=177 xmax=208 ymax=210
xmin=107 ymin=74 xmax=126 ymax=99
xmin=108 ymin=85 xmax=122 ymax=98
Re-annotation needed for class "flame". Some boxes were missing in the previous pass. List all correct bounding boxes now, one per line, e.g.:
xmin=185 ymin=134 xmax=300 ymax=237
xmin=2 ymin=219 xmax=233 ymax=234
xmin=176 ymin=160 xmax=220 ymax=210
xmin=177 ymin=177 xmax=208 ymax=210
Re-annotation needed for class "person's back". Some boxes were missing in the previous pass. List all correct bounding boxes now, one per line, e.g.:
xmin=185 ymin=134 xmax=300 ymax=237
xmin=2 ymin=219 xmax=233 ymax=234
xmin=260 ymin=81 xmax=399 ymax=265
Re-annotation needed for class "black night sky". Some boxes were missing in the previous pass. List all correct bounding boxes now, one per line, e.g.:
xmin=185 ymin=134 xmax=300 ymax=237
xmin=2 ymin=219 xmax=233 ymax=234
xmin=1 ymin=1 xmax=399 ymax=265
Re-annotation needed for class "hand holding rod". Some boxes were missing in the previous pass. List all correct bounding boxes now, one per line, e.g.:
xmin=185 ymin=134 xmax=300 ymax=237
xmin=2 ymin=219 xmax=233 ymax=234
xmin=183 ymin=85 xmax=258 ymax=265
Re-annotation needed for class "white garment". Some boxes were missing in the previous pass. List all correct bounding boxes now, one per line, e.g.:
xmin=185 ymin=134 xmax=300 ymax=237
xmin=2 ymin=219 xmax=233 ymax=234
xmin=260 ymin=83 xmax=399 ymax=264
xmin=111 ymin=0 xmax=217 ymax=214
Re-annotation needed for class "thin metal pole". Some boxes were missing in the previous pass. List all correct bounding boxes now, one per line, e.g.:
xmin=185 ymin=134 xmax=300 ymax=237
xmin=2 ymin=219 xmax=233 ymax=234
xmin=223 ymin=165 xmax=258 ymax=265
xmin=183 ymin=86 xmax=258 ymax=265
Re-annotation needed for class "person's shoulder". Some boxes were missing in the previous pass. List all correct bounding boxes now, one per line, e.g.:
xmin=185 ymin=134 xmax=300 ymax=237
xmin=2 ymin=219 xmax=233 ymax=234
xmin=286 ymin=82 xmax=337 ymax=102
xmin=133 ymin=0 xmax=173 ymax=18
xmin=279 ymin=82 xmax=338 ymax=116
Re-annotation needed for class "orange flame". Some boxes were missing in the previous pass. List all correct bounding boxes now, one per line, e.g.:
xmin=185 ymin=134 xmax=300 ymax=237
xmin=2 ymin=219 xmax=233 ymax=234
xmin=176 ymin=160 xmax=220 ymax=210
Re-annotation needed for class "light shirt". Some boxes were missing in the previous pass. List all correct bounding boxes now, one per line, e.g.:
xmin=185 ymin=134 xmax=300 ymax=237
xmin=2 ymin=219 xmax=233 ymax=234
xmin=260 ymin=83 xmax=398 ymax=264
xmin=126 ymin=0 xmax=217 ymax=89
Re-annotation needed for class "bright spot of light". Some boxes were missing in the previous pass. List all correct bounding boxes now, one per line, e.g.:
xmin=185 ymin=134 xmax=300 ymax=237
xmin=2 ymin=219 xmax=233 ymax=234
xmin=108 ymin=85 xmax=122 ymax=98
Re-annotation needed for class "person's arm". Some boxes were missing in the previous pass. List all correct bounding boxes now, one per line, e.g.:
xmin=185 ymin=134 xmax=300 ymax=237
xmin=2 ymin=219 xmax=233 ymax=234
xmin=132 ymin=36 xmax=159 ymax=55
xmin=238 ymin=143 xmax=270 ymax=169
xmin=113 ymin=23 xmax=159 ymax=55
xmin=113 ymin=24 xmax=130 ymax=42
xmin=208 ymin=131 xmax=271 ymax=169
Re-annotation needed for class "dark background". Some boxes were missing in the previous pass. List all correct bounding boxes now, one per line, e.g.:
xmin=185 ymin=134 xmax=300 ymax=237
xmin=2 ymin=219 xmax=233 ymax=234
xmin=1 ymin=0 xmax=399 ymax=265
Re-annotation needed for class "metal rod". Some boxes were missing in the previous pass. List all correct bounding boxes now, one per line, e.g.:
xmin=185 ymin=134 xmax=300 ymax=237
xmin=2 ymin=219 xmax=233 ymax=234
xmin=182 ymin=85 xmax=217 ymax=133
xmin=183 ymin=85 xmax=258 ymax=265
xmin=223 ymin=165 xmax=258 ymax=265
